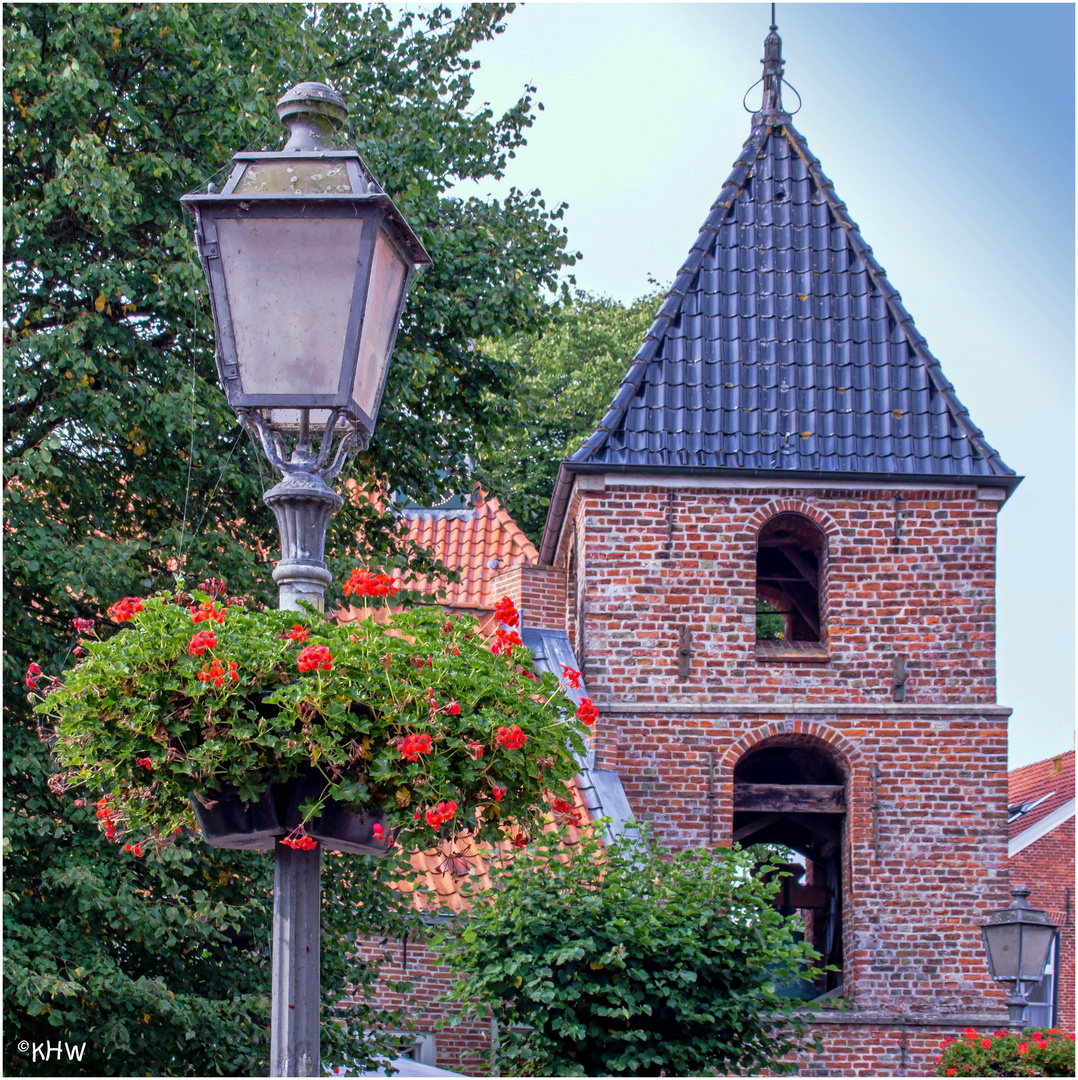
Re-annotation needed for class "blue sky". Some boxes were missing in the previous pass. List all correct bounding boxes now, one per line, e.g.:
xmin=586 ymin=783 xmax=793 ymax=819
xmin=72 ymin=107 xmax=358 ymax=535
xmin=451 ymin=3 xmax=1075 ymax=768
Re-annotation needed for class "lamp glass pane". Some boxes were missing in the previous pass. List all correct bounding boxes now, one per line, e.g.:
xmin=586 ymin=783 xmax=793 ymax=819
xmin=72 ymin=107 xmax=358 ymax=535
xmin=1018 ymin=924 xmax=1057 ymax=981
xmin=352 ymin=228 xmax=406 ymax=420
xmin=263 ymin=408 xmax=334 ymax=432
xmin=232 ymin=160 xmax=354 ymax=195
xmin=217 ymin=217 xmax=364 ymax=399
xmin=984 ymin=922 xmax=1021 ymax=980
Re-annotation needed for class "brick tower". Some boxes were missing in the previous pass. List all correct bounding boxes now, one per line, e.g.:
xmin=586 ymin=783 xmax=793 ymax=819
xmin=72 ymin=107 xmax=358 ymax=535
xmin=535 ymin=21 xmax=1020 ymax=1076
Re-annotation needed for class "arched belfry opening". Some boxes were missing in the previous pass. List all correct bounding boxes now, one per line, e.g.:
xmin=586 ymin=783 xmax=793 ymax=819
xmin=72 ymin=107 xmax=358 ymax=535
xmin=756 ymin=513 xmax=826 ymax=642
xmin=733 ymin=736 xmax=845 ymax=993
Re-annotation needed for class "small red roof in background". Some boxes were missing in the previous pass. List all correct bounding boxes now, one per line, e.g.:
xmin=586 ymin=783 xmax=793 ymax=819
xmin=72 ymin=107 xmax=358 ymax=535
xmin=1008 ymin=749 xmax=1075 ymax=841
xmin=398 ymin=488 xmax=537 ymax=612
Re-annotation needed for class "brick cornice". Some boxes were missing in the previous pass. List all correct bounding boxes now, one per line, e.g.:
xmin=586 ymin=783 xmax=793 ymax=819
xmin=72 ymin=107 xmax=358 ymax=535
xmin=792 ymin=1008 xmax=1009 ymax=1028
xmin=595 ymin=701 xmax=1013 ymax=716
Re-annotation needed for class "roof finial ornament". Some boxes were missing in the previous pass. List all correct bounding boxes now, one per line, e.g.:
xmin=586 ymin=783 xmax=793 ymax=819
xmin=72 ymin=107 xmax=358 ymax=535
xmin=744 ymin=5 xmax=800 ymax=124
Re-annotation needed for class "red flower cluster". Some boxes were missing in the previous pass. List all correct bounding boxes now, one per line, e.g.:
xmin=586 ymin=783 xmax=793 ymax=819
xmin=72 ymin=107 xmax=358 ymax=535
xmin=123 ymin=842 xmax=144 ymax=857
xmin=286 ymin=624 xmax=310 ymax=643
xmin=343 ymin=569 xmax=400 ymax=598
xmin=297 ymin=645 xmax=333 ymax=673
xmin=496 ymin=725 xmax=526 ymax=750
xmin=552 ymin=796 xmax=583 ymax=825
xmin=492 ymin=626 xmax=523 ymax=658
xmin=400 ymin=733 xmax=433 ymax=761
xmin=372 ymin=823 xmax=387 ymax=841
xmin=95 ymin=796 xmax=116 ymax=840
xmin=424 ymin=800 xmax=457 ymax=828
xmin=108 ymin=597 xmax=143 ymax=622
xmin=135 ymin=756 xmax=154 ymax=771
xmin=188 ymin=629 xmax=217 ymax=656
xmin=561 ymin=665 xmax=581 ymax=688
xmin=491 ymin=784 xmax=506 ymax=802
xmin=197 ymin=658 xmax=238 ymax=686
xmin=281 ymin=828 xmax=317 ymax=850
xmin=190 ymin=600 xmax=225 ymax=624
xmin=575 ymin=697 xmax=598 ymax=726
xmin=444 ymin=700 xmax=461 ymax=716
xmin=466 ymin=741 xmax=484 ymax=760
xmin=73 ymin=617 xmax=95 ymax=634
xmin=25 ymin=663 xmax=41 ymax=690
xmin=494 ymin=595 xmax=519 ymax=627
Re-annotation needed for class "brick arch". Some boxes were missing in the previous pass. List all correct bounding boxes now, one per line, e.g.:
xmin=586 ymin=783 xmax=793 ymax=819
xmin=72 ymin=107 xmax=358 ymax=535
xmin=721 ymin=720 xmax=865 ymax=775
xmin=746 ymin=498 xmax=840 ymax=552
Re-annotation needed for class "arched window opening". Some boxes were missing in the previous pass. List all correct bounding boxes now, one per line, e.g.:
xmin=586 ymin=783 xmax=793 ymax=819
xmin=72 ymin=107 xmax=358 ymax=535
xmin=756 ymin=513 xmax=826 ymax=642
xmin=734 ymin=737 xmax=845 ymax=994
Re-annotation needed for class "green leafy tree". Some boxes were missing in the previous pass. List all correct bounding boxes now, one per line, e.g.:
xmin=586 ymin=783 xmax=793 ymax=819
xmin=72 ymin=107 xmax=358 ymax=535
xmin=479 ymin=289 xmax=662 ymax=541
xmin=3 ymin=3 xmax=572 ymax=1073
xmin=433 ymin=825 xmax=821 ymax=1077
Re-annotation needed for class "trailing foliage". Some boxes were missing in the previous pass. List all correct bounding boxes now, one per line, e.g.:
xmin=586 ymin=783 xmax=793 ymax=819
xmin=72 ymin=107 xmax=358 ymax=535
xmin=432 ymin=825 xmax=821 ymax=1076
xmin=4 ymin=3 xmax=572 ymax=1073
xmin=479 ymin=290 xmax=663 ymax=542
xmin=934 ymin=1027 xmax=1075 ymax=1077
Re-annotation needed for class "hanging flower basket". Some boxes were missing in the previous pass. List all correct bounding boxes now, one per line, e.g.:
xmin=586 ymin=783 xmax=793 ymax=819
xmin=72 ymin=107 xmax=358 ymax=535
xmin=32 ymin=576 xmax=588 ymax=859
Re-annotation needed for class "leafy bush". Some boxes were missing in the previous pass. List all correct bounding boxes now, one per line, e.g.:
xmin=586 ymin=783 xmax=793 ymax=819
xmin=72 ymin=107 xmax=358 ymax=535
xmin=433 ymin=825 xmax=821 ymax=1076
xmin=935 ymin=1027 xmax=1075 ymax=1077
xmin=33 ymin=584 xmax=587 ymax=855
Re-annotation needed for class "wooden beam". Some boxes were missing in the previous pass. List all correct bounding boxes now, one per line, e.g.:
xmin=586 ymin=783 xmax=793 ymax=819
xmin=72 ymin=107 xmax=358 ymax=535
xmin=731 ymin=813 xmax=784 ymax=843
xmin=734 ymin=783 xmax=846 ymax=813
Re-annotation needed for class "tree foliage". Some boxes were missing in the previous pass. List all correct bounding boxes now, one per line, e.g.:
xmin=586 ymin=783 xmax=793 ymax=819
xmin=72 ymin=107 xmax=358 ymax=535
xmin=433 ymin=826 xmax=821 ymax=1077
xmin=3 ymin=3 xmax=572 ymax=1073
xmin=479 ymin=289 xmax=662 ymax=542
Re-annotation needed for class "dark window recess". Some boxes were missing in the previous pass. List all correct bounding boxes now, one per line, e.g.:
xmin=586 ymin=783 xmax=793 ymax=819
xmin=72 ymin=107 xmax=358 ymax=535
xmin=734 ymin=737 xmax=845 ymax=995
xmin=756 ymin=513 xmax=825 ymax=642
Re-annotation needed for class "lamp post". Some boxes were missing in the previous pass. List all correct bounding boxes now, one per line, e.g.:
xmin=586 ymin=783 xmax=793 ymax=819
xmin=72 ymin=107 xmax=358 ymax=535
xmin=980 ymin=885 xmax=1060 ymax=1026
xmin=182 ymin=81 xmax=430 ymax=1077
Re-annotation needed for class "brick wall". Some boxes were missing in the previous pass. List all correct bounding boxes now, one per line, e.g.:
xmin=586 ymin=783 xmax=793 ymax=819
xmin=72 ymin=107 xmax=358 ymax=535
xmin=552 ymin=482 xmax=1001 ymax=705
xmin=489 ymin=564 xmax=566 ymax=632
xmin=1010 ymin=818 xmax=1076 ymax=1029
xmin=346 ymin=934 xmax=492 ymax=1075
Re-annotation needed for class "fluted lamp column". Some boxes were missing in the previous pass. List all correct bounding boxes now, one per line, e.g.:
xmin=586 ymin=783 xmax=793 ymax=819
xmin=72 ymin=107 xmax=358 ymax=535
xmin=182 ymin=80 xmax=430 ymax=1076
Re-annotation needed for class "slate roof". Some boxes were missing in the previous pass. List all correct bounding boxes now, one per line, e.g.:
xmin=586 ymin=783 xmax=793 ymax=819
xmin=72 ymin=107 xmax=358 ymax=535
xmin=1008 ymin=749 xmax=1075 ymax=845
xmin=541 ymin=27 xmax=1018 ymax=561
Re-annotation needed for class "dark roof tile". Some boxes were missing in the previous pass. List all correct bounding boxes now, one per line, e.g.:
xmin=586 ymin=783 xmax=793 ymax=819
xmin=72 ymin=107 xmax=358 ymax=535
xmin=566 ymin=118 xmax=1015 ymax=486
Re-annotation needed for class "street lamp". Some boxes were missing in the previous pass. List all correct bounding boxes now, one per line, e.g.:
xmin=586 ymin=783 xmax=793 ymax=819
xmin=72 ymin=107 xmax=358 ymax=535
xmin=980 ymin=885 xmax=1060 ymax=1026
xmin=182 ymin=80 xmax=430 ymax=612
xmin=182 ymin=81 xmax=430 ymax=1077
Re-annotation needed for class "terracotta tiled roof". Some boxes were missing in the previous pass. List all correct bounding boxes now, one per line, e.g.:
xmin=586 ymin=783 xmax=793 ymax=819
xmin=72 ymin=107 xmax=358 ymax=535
xmin=1008 ymin=750 xmax=1075 ymax=842
xmin=397 ymin=488 xmax=538 ymax=612
xmin=390 ymin=779 xmax=593 ymax=913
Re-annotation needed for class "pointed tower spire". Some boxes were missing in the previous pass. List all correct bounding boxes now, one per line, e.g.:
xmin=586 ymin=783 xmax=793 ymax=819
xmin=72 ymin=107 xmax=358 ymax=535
xmin=754 ymin=6 xmax=790 ymax=124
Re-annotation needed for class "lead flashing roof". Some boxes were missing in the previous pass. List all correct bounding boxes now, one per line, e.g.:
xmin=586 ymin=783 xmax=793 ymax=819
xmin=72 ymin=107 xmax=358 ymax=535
xmin=570 ymin=118 xmax=1015 ymax=486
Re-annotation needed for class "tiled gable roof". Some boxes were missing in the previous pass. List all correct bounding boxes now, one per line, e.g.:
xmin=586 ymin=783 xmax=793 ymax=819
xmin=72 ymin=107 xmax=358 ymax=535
xmin=1008 ymin=749 xmax=1075 ymax=843
xmin=395 ymin=488 xmax=538 ymax=612
xmin=570 ymin=119 xmax=1016 ymax=483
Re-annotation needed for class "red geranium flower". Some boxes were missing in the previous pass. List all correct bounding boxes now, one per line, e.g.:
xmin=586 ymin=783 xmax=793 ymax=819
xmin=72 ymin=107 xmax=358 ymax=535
xmin=25 ymin=663 xmax=41 ymax=690
xmin=575 ymin=697 xmax=599 ymax=726
xmin=108 ymin=597 xmax=144 ymax=623
xmin=491 ymin=784 xmax=506 ymax=802
xmin=343 ymin=569 xmax=400 ymax=598
xmin=297 ymin=645 xmax=333 ymax=673
xmin=494 ymin=595 xmax=519 ymax=627
xmin=190 ymin=600 xmax=225 ymax=624
xmin=496 ymin=725 xmax=526 ymax=750
xmin=73 ymin=617 xmax=95 ymax=634
xmin=188 ymin=629 xmax=217 ymax=656
xmin=400 ymin=733 xmax=433 ymax=762
xmin=280 ymin=827 xmax=317 ymax=850
xmin=466 ymin=741 xmax=484 ymax=760
xmin=444 ymin=700 xmax=461 ymax=716
xmin=510 ymin=833 xmax=528 ymax=848
xmin=492 ymin=626 xmax=523 ymax=658
xmin=980 ymin=1038 xmax=991 ymax=1049
xmin=197 ymin=658 xmax=237 ymax=686
xmin=287 ymin=624 xmax=310 ymax=643
xmin=424 ymin=800 xmax=458 ymax=828
xmin=561 ymin=665 xmax=581 ymax=689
